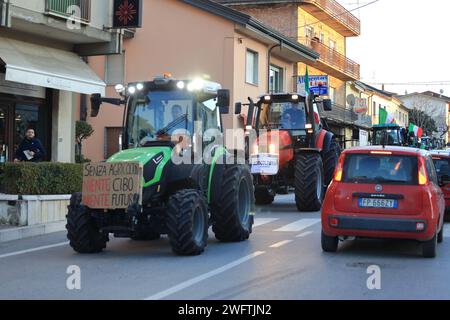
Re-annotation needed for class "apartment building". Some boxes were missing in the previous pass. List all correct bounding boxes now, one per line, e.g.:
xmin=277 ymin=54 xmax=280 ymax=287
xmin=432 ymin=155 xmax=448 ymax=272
xmin=0 ymin=0 xmax=121 ymax=162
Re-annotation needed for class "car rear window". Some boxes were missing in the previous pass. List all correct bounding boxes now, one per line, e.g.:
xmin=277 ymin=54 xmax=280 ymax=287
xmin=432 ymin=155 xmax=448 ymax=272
xmin=343 ymin=154 xmax=418 ymax=185
xmin=432 ymin=157 xmax=450 ymax=177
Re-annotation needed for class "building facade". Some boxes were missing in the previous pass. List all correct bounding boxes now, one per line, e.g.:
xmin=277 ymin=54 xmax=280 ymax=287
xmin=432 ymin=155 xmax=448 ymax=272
xmin=214 ymin=0 xmax=363 ymax=148
xmin=0 ymin=0 xmax=121 ymax=163
xmin=83 ymin=0 xmax=319 ymax=162
xmin=398 ymin=91 xmax=450 ymax=144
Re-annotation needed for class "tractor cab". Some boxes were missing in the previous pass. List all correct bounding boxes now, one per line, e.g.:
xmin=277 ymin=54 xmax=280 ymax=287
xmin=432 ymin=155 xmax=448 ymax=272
xmin=240 ymin=92 xmax=340 ymax=212
xmin=371 ymin=124 xmax=408 ymax=147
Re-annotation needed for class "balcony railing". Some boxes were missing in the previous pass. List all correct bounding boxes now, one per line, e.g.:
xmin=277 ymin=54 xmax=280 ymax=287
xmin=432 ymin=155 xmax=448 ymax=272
xmin=301 ymin=37 xmax=360 ymax=80
xmin=322 ymin=103 xmax=357 ymax=124
xmin=46 ymin=0 xmax=91 ymax=23
xmin=302 ymin=0 xmax=360 ymax=36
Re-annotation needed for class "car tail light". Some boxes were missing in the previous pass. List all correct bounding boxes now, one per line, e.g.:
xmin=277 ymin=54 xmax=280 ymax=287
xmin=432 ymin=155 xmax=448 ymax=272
xmin=416 ymin=222 xmax=425 ymax=231
xmin=418 ymin=158 xmax=428 ymax=185
xmin=330 ymin=218 xmax=339 ymax=227
xmin=334 ymin=155 xmax=345 ymax=182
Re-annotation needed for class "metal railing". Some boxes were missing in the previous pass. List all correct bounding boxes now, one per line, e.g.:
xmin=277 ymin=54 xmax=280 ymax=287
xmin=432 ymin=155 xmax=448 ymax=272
xmin=46 ymin=0 xmax=91 ymax=23
xmin=301 ymin=37 xmax=360 ymax=80
xmin=302 ymin=0 xmax=361 ymax=35
xmin=322 ymin=103 xmax=357 ymax=125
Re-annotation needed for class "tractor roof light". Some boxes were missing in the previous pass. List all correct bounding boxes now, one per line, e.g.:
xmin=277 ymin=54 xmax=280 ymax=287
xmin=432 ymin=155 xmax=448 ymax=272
xmin=292 ymin=94 xmax=299 ymax=100
xmin=177 ymin=81 xmax=185 ymax=90
xmin=136 ymin=83 xmax=144 ymax=91
xmin=127 ymin=86 xmax=137 ymax=95
xmin=264 ymin=95 xmax=271 ymax=101
xmin=305 ymin=124 xmax=313 ymax=129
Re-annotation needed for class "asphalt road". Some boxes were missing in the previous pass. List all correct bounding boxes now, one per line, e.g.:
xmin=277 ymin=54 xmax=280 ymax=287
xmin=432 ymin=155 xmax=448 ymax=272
xmin=1 ymin=193 xmax=450 ymax=300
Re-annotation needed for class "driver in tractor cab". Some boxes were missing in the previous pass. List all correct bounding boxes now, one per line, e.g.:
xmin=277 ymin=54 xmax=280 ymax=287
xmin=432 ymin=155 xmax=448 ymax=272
xmin=281 ymin=103 xmax=306 ymax=129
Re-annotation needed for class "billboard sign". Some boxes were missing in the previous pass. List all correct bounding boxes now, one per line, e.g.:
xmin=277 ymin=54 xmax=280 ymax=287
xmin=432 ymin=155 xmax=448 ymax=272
xmin=297 ymin=75 xmax=329 ymax=96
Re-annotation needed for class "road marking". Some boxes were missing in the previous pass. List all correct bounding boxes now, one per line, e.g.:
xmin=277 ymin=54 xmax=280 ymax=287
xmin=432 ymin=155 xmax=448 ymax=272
xmin=274 ymin=218 xmax=320 ymax=232
xmin=144 ymin=251 xmax=266 ymax=300
xmin=253 ymin=218 xmax=279 ymax=227
xmin=296 ymin=231 xmax=313 ymax=238
xmin=0 ymin=241 xmax=69 ymax=259
xmin=269 ymin=240 xmax=293 ymax=248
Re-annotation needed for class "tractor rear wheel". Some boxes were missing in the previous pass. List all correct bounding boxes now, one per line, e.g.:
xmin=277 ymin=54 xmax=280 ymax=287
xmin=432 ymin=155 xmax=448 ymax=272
xmin=66 ymin=193 xmax=108 ymax=254
xmin=167 ymin=189 xmax=209 ymax=256
xmin=323 ymin=140 xmax=341 ymax=187
xmin=213 ymin=165 xmax=255 ymax=242
xmin=295 ymin=153 xmax=324 ymax=212
xmin=255 ymin=187 xmax=275 ymax=205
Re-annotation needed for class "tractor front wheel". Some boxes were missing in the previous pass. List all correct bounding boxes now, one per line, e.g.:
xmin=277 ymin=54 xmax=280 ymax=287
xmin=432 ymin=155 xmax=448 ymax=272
xmin=167 ymin=189 xmax=209 ymax=256
xmin=295 ymin=153 xmax=324 ymax=212
xmin=66 ymin=193 xmax=108 ymax=254
xmin=213 ymin=165 xmax=255 ymax=242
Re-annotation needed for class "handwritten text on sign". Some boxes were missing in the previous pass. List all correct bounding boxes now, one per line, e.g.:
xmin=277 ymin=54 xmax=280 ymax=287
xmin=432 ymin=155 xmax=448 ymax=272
xmin=82 ymin=162 xmax=142 ymax=209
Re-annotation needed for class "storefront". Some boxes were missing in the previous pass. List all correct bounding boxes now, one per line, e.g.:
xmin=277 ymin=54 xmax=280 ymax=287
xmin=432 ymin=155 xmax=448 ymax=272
xmin=0 ymin=35 xmax=105 ymax=163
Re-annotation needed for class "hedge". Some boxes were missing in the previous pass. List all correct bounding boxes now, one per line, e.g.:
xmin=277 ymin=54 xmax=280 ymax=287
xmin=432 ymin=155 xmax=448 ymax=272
xmin=1 ymin=163 xmax=83 ymax=195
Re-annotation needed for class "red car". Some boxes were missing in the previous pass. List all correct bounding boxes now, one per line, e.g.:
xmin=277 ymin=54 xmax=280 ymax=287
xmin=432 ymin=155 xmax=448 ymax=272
xmin=431 ymin=150 xmax=450 ymax=217
xmin=321 ymin=146 xmax=445 ymax=258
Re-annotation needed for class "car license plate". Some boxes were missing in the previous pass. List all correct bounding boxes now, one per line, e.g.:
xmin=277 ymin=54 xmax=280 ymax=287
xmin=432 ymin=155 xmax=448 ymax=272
xmin=358 ymin=198 xmax=398 ymax=209
xmin=250 ymin=153 xmax=279 ymax=176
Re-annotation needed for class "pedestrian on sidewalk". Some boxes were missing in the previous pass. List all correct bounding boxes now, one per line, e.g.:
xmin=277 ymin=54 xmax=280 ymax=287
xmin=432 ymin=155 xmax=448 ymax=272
xmin=14 ymin=128 xmax=46 ymax=163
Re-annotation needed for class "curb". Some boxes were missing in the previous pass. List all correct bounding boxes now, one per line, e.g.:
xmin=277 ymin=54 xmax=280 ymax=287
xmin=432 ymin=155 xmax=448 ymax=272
xmin=0 ymin=221 xmax=66 ymax=243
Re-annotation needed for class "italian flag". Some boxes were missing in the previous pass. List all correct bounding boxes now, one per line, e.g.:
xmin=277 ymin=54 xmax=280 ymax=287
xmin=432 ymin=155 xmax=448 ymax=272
xmin=409 ymin=123 xmax=423 ymax=138
xmin=379 ymin=108 xmax=395 ymax=125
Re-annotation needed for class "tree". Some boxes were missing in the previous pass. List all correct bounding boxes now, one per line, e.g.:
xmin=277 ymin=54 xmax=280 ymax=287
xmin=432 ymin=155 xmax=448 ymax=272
xmin=75 ymin=121 xmax=94 ymax=163
xmin=408 ymin=108 xmax=437 ymax=136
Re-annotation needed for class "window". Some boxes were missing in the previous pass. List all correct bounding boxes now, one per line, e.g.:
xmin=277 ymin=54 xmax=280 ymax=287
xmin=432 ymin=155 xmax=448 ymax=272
xmin=329 ymin=87 xmax=336 ymax=103
xmin=343 ymin=154 xmax=419 ymax=185
xmin=269 ymin=65 xmax=284 ymax=93
xmin=425 ymin=157 xmax=438 ymax=185
xmin=246 ymin=50 xmax=259 ymax=85
xmin=329 ymin=39 xmax=336 ymax=51
xmin=305 ymin=26 xmax=314 ymax=39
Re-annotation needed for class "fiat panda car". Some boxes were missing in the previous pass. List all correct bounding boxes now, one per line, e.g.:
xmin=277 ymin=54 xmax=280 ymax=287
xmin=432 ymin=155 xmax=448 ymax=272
xmin=431 ymin=150 xmax=450 ymax=218
xmin=321 ymin=146 xmax=445 ymax=258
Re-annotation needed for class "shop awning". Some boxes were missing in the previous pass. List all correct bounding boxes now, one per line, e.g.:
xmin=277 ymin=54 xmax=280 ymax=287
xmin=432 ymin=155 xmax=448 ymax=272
xmin=0 ymin=36 xmax=105 ymax=95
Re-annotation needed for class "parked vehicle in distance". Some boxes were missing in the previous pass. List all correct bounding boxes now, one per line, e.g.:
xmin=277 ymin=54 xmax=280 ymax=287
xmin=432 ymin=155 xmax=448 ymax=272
xmin=321 ymin=146 xmax=445 ymax=258
xmin=431 ymin=150 xmax=450 ymax=219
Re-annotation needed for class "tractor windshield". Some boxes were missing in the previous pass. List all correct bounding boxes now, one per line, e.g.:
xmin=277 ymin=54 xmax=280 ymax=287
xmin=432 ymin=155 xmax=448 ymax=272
xmin=373 ymin=128 xmax=402 ymax=146
xmin=259 ymin=102 xmax=307 ymax=130
xmin=126 ymin=90 xmax=194 ymax=148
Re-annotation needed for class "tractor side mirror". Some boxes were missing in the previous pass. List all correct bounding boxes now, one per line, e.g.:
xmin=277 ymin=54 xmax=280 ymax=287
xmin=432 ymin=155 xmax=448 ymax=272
xmin=234 ymin=102 xmax=242 ymax=115
xmin=90 ymin=94 xmax=102 ymax=117
xmin=323 ymin=99 xmax=333 ymax=111
xmin=217 ymin=89 xmax=230 ymax=114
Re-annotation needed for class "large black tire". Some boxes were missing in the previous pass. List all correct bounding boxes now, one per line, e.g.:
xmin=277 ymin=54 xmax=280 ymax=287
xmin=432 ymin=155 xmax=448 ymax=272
xmin=212 ymin=165 xmax=255 ymax=242
xmin=323 ymin=139 xmax=341 ymax=187
xmin=167 ymin=189 xmax=209 ymax=256
xmin=422 ymin=233 xmax=437 ymax=258
xmin=66 ymin=193 xmax=108 ymax=254
xmin=255 ymin=187 xmax=275 ymax=205
xmin=321 ymin=230 xmax=338 ymax=252
xmin=295 ymin=153 xmax=325 ymax=212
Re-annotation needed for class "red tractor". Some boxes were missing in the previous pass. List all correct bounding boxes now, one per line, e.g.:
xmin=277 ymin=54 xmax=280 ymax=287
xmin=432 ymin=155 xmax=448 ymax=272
xmin=238 ymin=93 xmax=341 ymax=211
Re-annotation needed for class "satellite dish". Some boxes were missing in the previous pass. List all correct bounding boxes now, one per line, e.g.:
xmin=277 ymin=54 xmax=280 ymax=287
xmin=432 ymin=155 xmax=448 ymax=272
xmin=347 ymin=94 xmax=356 ymax=107
xmin=440 ymin=89 xmax=444 ymax=95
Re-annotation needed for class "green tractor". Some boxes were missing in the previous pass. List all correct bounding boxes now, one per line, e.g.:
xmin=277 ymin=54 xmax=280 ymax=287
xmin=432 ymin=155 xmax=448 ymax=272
xmin=66 ymin=77 xmax=255 ymax=256
xmin=371 ymin=124 xmax=409 ymax=147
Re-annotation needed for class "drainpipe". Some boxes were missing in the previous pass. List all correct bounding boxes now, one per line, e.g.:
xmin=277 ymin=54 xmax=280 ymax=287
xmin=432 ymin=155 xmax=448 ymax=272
xmin=267 ymin=42 xmax=282 ymax=94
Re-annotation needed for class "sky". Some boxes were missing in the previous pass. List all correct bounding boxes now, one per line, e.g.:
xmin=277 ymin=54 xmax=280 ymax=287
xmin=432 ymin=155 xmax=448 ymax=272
xmin=343 ymin=0 xmax=450 ymax=96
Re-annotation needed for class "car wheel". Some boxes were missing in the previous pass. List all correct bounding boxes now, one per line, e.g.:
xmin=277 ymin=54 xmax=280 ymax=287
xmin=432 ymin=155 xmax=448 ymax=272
xmin=438 ymin=225 xmax=444 ymax=244
xmin=423 ymin=233 xmax=437 ymax=258
xmin=321 ymin=230 xmax=338 ymax=253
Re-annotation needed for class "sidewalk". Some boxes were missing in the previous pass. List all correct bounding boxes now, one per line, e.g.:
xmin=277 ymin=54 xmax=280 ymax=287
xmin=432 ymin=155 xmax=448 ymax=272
xmin=0 ymin=221 xmax=66 ymax=243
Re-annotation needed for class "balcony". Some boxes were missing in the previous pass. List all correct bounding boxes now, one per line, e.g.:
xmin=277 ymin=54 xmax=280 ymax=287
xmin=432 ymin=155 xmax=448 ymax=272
xmin=301 ymin=0 xmax=360 ymax=37
xmin=301 ymin=37 xmax=360 ymax=81
xmin=322 ymin=103 xmax=357 ymax=125
xmin=46 ymin=0 xmax=91 ymax=23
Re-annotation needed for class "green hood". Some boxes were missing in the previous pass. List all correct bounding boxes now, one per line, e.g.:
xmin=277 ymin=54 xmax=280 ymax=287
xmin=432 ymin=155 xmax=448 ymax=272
xmin=107 ymin=147 xmax=172 ymax=166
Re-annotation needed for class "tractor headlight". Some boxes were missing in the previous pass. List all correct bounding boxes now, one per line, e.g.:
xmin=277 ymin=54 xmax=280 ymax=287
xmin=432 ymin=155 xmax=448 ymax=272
xmin=136 ymin=83 xmax=144 ymax=91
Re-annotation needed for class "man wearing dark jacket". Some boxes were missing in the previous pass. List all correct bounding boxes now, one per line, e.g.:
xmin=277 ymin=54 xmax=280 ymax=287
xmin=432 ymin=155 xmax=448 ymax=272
xmin=14 ymin=128 xmax=46 ymax=162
